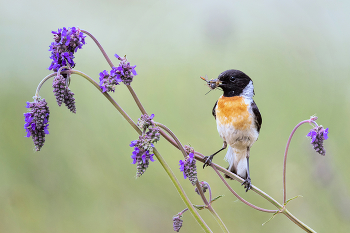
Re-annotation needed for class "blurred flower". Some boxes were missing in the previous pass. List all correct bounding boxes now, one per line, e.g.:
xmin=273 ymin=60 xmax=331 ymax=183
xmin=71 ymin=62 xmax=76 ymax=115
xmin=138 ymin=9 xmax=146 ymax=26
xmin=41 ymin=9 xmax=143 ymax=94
xmin=24 ymin=97 xmax=50 ymax=151
xmin=172 ymin=214 xmax=183 ymax=232
xmin=138 ymin=114 xmax=155 ymax=132
xmin=307 ymin=126 xmax=329 ymax=156
xmin=195 ymin=181 xmax=209 ymax=195
xmin=111 ymin=54 xmax=137 ymax=85
xmin=179 ymin=153 xmax=198 ymax=185
xmin=48 ymin=27 xmax=86 ymax=71
xmin=98 ymin=70 xmax=121 ymax=93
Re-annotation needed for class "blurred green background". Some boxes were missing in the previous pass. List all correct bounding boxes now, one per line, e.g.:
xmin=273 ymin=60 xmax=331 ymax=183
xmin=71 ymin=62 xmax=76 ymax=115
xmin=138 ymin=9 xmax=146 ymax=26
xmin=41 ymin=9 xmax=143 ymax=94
xmin=1 ymin=0 xmax=350 ymax=232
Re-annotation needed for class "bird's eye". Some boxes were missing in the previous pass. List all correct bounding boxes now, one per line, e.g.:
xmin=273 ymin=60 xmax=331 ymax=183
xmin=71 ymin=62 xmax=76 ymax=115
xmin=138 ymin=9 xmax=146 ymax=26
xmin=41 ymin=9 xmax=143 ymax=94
xmin=230 ymin=76 xmax=235 ymax=82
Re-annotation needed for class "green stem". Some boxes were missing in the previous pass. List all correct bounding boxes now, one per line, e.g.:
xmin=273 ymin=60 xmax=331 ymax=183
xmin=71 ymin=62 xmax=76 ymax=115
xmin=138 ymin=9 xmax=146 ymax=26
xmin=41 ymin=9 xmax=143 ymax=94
xmin=153 ymin=148 xmax=212 ymax=233
xmin=155 ymin=122 xmax=229 ymax=232
xmin=66 ymin=70 xmax=212 ymax=233
xmin=282 ymin=209 xmax=316 ymax=233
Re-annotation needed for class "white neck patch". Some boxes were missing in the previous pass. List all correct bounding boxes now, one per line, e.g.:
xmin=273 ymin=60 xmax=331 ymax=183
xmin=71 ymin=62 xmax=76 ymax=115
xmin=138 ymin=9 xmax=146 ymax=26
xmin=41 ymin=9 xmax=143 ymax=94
xmin=241 ymin=80 xmax=254 ymax=99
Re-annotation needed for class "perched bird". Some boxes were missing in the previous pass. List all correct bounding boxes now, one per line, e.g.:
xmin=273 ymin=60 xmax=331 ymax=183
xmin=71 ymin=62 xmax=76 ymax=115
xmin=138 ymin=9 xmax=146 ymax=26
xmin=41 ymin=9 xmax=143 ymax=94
xmin=202 ymin=69 xmax=262 ymax=192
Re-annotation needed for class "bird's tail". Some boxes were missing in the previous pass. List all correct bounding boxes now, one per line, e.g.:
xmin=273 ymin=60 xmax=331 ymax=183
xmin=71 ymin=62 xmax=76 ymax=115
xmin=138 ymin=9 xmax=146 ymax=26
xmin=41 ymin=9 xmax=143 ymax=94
xmin=224 ymin=145 xmax=248 ymax=179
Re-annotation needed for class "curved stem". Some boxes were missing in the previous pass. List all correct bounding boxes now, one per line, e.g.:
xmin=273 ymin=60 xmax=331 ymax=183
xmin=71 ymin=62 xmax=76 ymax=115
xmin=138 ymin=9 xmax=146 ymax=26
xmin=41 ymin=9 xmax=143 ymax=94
xmin=82 ymin=29 xmax=148 ymax=116
xmin=69 ymin=70 xmax=141 ymax=134
xmin=211 ymin=165 xmax=276 ymax=213
xmin=155 ymin=122 xmax=228 ymax=232
xmin=62 ymin=69 xmax=212 ymax=232
xmin=283 ymin=119 xmax=317 ymax=204
xmin=152 ymin=148 xmax=212 ymax=232
xmin=282 ymin=209 xmax=316 ymax=233
xmin=126 ymin=85 xmax=147 ymax=115
xmin=81 ymin=29 xmax=115 ymax=68
xmin=154 ymin=122 xmax=188 ymax=158
xmin=35 ymin=73 xmax=58 ymax=97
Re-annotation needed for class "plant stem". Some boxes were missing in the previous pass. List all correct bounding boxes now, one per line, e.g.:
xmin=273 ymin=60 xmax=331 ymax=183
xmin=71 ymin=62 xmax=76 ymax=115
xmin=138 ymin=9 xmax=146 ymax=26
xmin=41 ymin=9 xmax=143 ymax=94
xmin=65 ymin=69 xmax=212 ymax=233
xmin=282 ymin=209 xmax=316 ymax=233
xmin=82 ymin=29 xmax=148 ymax=117
xmin=152 ymin=148 xmax=212 ymax=232
xmin=283 ymin=119 xmax=317 ymax=204
xmin=81 ymin=30 xmax=114 ymax=68
xmin=155 ymin=122 xmax=229 ymax=232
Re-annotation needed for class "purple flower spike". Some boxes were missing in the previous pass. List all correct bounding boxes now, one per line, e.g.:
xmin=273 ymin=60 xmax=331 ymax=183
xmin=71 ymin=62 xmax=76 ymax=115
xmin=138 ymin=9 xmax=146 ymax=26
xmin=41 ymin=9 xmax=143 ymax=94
xmin=173 ymin=214 xmax=183 ymax=232
xmin=179 ymin=153 xmax=197 ymax=185
xmin=48 ymin=27 xmax=86 ymax=72
xmin=24 ymin=97 xmax=50 ymax=151
xmin=129 ymin=114 xmax=161 ymax=177
xmin=52 ymin=75 xmax=66 ymax=106
xmin=307 ymin=126 xmax=329 ymax=156
xmin=63 ymin=87 xmax=76 ymax=113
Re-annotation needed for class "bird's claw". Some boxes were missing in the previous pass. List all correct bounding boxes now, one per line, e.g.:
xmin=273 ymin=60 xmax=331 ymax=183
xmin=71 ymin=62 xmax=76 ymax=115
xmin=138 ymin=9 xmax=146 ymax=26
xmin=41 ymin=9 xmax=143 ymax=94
xmin=203 ymin=155 xmax=214 ymax=168
xmin=241 ymin=177 xmax=252 ymax=192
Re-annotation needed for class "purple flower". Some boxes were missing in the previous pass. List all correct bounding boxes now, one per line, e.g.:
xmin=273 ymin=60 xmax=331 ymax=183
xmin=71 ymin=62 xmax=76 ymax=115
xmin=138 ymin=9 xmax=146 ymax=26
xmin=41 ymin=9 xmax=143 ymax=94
xmin=138 ymin=114 xmax=155 ymax=132
xmin=129 ymin=114 xmax=160 ymax=177
xmin=111 ymin=54 xmax=137 ymax=85
xmin=307 ymin=126 xmax=329 ymax=156
xmin=98 ymin=70 xmax=121 ymax=93
xmin=179 ymin=153 xmax=197 ymax=185
xmin=24 ymin=97 xmax=50 ymax=151
xmin=48 ymin=27 xmax=86 ymax=72
xmin=52 ymin=75 xmax=66 ymax=106
xmin=195 ymin=181 xmax=209 ymax=195
xmin=63 ymin=87 xmax=76 ymax=113
xmin=172 ymin=214 xmax=184 ymax=232
xmin=129 ymin=143 xmax=155 ymax=177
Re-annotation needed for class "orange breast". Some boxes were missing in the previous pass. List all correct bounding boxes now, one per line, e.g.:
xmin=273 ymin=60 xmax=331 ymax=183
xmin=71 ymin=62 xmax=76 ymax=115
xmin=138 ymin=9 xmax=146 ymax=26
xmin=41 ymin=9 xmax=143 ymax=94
xmin=216 ymin=96 xmax=252 ymax=130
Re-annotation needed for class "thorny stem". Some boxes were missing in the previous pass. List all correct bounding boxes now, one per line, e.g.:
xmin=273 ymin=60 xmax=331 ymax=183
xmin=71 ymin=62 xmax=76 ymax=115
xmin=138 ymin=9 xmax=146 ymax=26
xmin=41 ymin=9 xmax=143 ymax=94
xmin=63 ymin=69 xmax=212 ymax=233
xmin=283 ymin=118 xmax=318 ymax=204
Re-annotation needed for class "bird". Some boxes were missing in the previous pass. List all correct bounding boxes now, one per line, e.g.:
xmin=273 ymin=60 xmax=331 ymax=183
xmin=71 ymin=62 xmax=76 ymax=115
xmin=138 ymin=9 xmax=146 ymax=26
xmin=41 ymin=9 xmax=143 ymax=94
xmin=202 ymin=69 xmax=262 ymax=192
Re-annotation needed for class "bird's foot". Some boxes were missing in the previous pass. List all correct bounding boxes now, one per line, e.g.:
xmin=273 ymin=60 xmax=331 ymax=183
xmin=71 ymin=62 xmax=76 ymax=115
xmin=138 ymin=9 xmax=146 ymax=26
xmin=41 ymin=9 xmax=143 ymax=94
xmin=241 ymin=177 xmax=252 ymax=192
xmin=203 ymin=155 xmax=214 ymax=168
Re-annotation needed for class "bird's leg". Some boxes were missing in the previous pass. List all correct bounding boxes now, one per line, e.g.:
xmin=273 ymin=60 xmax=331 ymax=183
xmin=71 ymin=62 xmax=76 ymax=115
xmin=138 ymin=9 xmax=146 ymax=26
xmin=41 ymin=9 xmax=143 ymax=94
xmin=241 ymin=147 xmax=252 ymax=192
xmin=203 ymin=141 xmax=227 ymax=168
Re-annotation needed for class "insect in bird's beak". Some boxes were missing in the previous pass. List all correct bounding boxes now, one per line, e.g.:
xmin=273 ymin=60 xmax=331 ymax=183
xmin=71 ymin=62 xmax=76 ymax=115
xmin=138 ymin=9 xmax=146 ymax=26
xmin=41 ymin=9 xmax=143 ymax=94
xmin=200 ymin=76 xmax=221 ymax=90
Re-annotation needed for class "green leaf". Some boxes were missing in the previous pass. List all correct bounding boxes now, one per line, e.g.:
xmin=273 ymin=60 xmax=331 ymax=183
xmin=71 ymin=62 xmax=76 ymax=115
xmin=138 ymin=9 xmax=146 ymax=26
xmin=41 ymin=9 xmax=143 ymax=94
xmin=211 ymin=195 xmax=224 ymax=202
xmin=285 ymin=195 xmax=303 ymax=205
